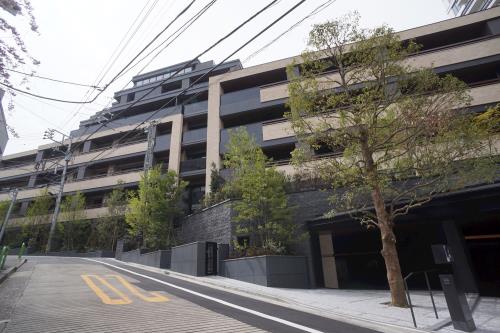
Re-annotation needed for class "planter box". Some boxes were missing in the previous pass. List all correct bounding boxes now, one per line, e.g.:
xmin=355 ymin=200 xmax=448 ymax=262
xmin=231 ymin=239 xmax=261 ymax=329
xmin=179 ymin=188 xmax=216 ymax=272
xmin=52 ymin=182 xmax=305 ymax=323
xmin=222 ymin=255 xmax=309 ymax=288
xmin=171 ymin=242 xmax=206 ymax=276
xmin=140 ymin=250 xmax=171 ymax=269
xmin=120 ymin=249 xmax=171 ymax=269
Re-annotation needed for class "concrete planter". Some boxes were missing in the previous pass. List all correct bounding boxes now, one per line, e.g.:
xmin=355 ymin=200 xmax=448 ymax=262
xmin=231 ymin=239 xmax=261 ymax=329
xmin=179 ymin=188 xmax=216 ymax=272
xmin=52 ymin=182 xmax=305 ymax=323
xmin=170 ymin=242 xmax=205 ymax=276
xmin=222 ymin=255 xmax=309 ymax=288
xmin=120 ymin=249 xmax=171 ymax=269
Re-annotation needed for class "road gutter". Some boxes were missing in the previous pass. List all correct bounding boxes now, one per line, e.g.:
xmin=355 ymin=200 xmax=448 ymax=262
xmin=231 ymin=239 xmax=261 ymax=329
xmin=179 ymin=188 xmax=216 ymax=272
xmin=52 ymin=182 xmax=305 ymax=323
xmin=0 ymin=259 xmax=27 ymax=285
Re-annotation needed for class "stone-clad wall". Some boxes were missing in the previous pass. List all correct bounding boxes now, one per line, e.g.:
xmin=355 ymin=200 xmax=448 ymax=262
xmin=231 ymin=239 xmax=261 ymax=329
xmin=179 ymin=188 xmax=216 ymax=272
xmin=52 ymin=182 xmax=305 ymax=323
xmin=177 ymin=200 xmax=233 ymax=245
xmin=176 ymin=190 xmax=333 ymax=287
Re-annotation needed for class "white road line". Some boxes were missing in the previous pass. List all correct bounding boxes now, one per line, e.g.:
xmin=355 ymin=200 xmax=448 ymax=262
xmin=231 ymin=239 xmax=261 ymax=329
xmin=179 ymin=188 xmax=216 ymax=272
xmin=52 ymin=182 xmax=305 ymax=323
xmin=83 ymin=258 xmax=325 ymax=333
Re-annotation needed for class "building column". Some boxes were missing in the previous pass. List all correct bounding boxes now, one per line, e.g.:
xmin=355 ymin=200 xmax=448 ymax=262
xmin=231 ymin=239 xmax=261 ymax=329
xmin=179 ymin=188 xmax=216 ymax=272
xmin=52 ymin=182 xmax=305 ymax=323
xmin=168 ymin=113 xmax=183 ymax=175
xmin=19 ymin=201 xmax=30 ymax=216
xmin=82 ymin=140 xmax=92 ymax=153
xmin=205 ymin=77 xmax=223 ymax=192
xmin=319 ymin=231 xmax=339 ymax=288
xmin=76 ymin=166 xmax=86 ymax=180
xmin=107 ymin=164 xmax=115 ymax=176
xmin=143 ymin=123 xmax=157 ymax=171
xmin=28 ymin=150 xmax=45 ymax=187
xmin=442 ymin=220 xmax=478 ymax=293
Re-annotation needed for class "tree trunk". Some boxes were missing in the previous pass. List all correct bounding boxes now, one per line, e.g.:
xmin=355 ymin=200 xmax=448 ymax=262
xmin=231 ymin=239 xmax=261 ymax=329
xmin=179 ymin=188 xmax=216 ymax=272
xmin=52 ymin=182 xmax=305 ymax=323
xmin=372 ymin=187 xmax=408 ymax=307
xmin=360 ymin=133 xmax=408 ymax=307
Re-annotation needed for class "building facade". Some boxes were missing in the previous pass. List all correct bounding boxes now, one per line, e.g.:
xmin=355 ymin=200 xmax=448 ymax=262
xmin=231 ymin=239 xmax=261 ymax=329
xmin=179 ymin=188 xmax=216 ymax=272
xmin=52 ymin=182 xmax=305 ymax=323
xmin=444 ymin=0 xmax=499 ymax=16
xmin=0 ymin=7 xmax=499 ymax=294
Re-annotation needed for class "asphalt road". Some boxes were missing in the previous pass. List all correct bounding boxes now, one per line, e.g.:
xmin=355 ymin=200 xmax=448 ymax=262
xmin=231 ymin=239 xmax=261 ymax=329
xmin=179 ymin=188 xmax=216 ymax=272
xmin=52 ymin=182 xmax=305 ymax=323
xmin=0 ymin=256 xmax=381 ymax=333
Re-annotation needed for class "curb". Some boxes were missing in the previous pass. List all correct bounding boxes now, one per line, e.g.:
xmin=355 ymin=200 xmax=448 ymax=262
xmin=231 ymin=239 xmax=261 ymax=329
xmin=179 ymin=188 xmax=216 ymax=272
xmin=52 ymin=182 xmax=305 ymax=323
xmin=109 ymin=259 xmax=429 ymax=333
xmin=0 ymin=258 xmax=27 ymax=285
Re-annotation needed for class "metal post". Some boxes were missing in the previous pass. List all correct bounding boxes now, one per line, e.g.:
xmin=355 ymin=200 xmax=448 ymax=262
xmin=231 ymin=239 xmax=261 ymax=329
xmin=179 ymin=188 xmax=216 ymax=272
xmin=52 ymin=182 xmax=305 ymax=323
xmin=404 ymin=278 xmax=417 ymax=328
xmin=46 ymin=139 xmax=72 ymax=253
xmin=425 ymin=271 xmax=439 ymax=319
xmin=0 ymin=188 xmax=18 ymax=245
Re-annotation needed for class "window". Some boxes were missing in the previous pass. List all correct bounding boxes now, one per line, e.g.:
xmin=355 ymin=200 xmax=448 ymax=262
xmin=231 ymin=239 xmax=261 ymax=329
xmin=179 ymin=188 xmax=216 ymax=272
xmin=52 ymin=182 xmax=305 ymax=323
xmin=161 ymin=80 xmax=182 ymax=93
xmin=126 ymin=93 xmax=135 ymax=102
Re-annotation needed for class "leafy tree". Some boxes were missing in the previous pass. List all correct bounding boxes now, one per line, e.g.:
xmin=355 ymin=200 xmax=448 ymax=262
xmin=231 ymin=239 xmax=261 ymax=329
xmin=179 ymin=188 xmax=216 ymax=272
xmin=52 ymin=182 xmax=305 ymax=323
xmin=203 ymin=162 xmax=227 ymax=207
xmin=286 ymin=13 xmax=497 ymax=306
xmin=224 ymin=128 xmax=296 ymax=255
xmin=58 ymin=191 xmax=87 ymax=251
xmin=23 ymin=189 xmax=52 ymax=251
xmin=97 ymin=186 xmax=128 ymax=250
xmin=0 ymin=0 xmax=39 ymax=129
xmin=0 ymin=200 xmax=10 ymax=221
xmin=125 ymin=165 xmax=186 ymax=250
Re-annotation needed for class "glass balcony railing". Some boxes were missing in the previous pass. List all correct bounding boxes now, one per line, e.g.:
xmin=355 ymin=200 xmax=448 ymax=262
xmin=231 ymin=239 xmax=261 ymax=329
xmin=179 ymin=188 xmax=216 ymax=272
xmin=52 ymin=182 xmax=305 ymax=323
xmin=180 ymin=158 xmax=206 ymax=173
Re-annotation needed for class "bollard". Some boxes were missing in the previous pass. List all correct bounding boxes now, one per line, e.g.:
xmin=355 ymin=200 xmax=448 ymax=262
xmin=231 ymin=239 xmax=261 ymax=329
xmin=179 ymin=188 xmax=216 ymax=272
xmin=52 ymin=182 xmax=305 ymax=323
xmin=0 ymin=246 xmax=8 ymax=270
xmin=18 ymin=242 xmax=26 ymax=260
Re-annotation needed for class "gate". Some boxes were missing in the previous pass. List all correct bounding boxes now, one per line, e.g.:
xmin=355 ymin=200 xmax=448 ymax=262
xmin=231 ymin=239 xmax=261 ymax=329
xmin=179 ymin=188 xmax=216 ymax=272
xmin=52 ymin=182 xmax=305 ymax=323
xmin=205 ymin=242 xmax=218 ymax=275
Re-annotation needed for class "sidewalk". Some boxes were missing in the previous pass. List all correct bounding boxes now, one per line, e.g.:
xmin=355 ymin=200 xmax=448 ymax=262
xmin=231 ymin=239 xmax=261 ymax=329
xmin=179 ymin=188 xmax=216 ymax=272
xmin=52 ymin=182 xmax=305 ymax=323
xmin=113 ymin=259 xmax=500 ymax=333
xmin=0 ymin=256 xmax=27 ymax=285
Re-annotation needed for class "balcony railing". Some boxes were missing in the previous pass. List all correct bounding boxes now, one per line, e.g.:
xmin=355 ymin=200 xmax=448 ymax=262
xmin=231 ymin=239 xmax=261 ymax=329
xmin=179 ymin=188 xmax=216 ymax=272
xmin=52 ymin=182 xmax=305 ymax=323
xmin=182 ymin=127 xmax=207 ymax=145
xmin=180 ymin=158 xmax=206 ymax=173
xmin=184 ymin=100 xmax=208 ymax=117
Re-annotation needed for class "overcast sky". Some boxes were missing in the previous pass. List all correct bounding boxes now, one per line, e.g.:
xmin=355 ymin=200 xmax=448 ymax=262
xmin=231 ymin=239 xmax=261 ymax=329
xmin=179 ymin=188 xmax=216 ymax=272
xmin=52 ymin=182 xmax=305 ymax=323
xmin=1 ymin=0 xmax=450 ymax=155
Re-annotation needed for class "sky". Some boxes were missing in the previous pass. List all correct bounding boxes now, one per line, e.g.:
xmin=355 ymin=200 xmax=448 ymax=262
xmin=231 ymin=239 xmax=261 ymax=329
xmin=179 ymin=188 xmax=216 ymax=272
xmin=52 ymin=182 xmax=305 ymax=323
xmin=1 ymin=0 xmax=450 ymax=155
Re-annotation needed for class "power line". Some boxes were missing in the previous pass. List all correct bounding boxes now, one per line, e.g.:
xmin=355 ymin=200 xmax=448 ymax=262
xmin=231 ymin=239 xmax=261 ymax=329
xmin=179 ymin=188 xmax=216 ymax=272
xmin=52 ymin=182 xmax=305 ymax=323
xmin=63 ymin=0 xmax=218 ymax=133
xmin=67 ymin=0 xmax=281 ymax=159
xmin=69 ymin=0 xmax=307 ymax=169
xmin=3 ymin=68 xmax=103 ymax=89
xmin=115 ymin=0 xmax=218 ymax=85
xmin=0 ymin=0 xmax=196 ymax=105
xmin=63 ymin=0 xmax=157 ymax=128
xmin=60 ymin=0 xmax=218 ymax=149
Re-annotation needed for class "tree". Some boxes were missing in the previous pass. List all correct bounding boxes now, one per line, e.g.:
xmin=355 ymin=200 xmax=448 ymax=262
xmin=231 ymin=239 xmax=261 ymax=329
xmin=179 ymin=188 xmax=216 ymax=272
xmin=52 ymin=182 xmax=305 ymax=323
xmin=0 ymin=200 xmax=10 ymax=221
xmin=203 ymin=162 xmax=227 ymax=207
xmin=0 ymin=0 xmax=39 ymax=129
xmin=224 ymin=128 xmax=296 ymax=255
xmin=97 ymin=186 xmax=128 ymax=251
xmin=286 ymin=13 xmax=497 ymax=307
xmin=58 ymin=191 xmax=87 ymax=251
xmin=23 ymin=189 xmax=52 ymax=251
xmin=125 ymin=165 xmax=186 ymax=250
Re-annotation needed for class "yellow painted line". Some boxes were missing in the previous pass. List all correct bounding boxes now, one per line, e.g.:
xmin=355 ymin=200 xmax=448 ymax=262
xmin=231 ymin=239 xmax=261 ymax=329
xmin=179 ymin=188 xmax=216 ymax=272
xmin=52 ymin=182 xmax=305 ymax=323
xmin=108 ymin=275 xmax=169 ymax=303
xmin=81 ymin=274 xmax=132 ymax=305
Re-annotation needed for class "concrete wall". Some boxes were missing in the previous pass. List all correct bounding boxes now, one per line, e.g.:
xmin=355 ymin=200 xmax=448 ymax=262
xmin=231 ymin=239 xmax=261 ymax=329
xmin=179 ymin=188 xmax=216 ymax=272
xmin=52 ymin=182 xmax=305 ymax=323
xmin=170 ymin=242 xmax=206 ymax=276
xmin=222 ymin=255 xmax=309 ymax=288
xmin=178 ymin=201 xmax=233 ymax=245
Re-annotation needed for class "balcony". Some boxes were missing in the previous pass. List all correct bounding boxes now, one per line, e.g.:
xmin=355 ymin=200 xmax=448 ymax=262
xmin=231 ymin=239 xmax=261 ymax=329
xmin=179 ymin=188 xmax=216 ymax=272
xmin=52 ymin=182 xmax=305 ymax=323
xmin=182 ymin=128 xmax=207 ymax=145
xmin=184 ymin=100 xmax=208 ymax=117
xmin=0 ymin=162 xmax=37 ymax=179
xmin=260 ymin=35 xmax=500 ymax=103
xmin=180 ymin=158 xmax=206 ymax=175
xmin=0 ymin=169 xmax=143 ymax=201
xmin=220 ymin=87 xmax=284 ymax=117
xmin=72 ymin=140 xmax=147 ymax=165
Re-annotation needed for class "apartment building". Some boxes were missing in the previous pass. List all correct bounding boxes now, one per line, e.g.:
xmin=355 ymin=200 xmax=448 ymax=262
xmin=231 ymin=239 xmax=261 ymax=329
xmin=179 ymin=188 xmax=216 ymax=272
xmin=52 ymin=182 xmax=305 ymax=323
xmin=0 ymin=59 xmax=241 ymax=226
xmin=0 ymin=7 xmax=498 ymax=293
xmin=444 ymin=0 xmax=499 ymax=16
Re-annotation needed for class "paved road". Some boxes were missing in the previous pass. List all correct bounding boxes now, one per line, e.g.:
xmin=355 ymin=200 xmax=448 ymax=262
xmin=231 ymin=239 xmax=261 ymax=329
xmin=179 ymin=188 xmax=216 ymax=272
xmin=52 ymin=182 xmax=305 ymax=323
xmin=0 ymin=256 xmax=380 ymax=333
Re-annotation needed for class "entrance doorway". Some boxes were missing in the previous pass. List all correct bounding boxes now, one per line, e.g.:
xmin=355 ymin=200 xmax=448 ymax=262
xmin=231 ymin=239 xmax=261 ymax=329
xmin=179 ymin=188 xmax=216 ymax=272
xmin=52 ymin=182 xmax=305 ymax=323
xmin=463 ymin=218 xmax=500 ymax=297
xmin=205 ymin=242 xmax=218 ymax=275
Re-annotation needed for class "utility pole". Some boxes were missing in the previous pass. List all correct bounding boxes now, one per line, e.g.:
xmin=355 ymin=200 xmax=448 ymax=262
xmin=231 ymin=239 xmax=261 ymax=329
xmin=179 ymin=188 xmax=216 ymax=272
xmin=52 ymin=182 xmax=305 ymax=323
xmin=43 ymin=129 xmax=72 ymax=253
xmin=0 ymin=188 xmax=18 ymax=245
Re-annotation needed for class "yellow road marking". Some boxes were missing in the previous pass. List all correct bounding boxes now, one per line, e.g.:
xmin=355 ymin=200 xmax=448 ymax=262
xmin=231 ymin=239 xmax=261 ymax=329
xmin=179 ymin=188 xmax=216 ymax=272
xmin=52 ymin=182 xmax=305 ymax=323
xmin=81 ymin=274 xmax=132 ymax=305
xmin=108 ymin=275 xmax=169 ymax=303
